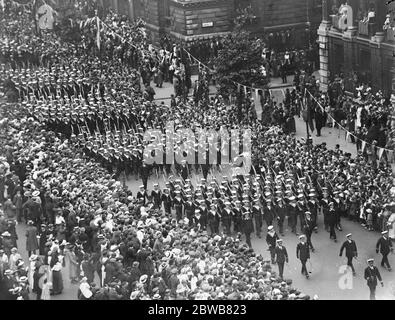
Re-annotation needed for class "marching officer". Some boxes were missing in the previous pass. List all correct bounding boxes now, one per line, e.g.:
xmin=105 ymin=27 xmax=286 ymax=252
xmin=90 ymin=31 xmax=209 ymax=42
xmin=301 ymin=211 xmax=315 ymax=252
xmin=184 ymin=195 xmax=195 ymax=226
xmin=241 ymin=203 xmax=254 ymax=248
xmin=252 ymin=198 xmax=263 ymax=238
xmin=296 ymin=235 xmax=310 ymax=279
xmin=140 ymin=160 xmax=151 ymax=191
xmin=151 ymin=183 xmax=162 ymax=209
xmin=232 ymin=200 xmax=243 ymax=233
xmin=161 ymin=188 xmax=172 ymax=216
xmin=339 ymin=233 xmax=358 ymax=276
xmin=197 ymin=200 xmax=208 ymax=230
xmin=274 ymin=239 xmax=288 ymax=280
xmin=263 ymin=197 xmax=275 ymax=228
xmin=327 ymin=201 xmax=337 ymax=242
xmin=376 ymin=230 xmax=393 ymax=271
xmin=221 ymin=201 xmax=233 ymax=236
xmin=207 ymin=207 xmax=220 ymax=235
xmin=266 ymin=225 xmax=279 ymax=264
xmin=364 ymin=258 xmax=383 ymax=300
xmin=173 ymin=191 xmax=183 ymax=221
xmin=275 ymin=197 xmax=286 ymax=236
xmin=307 ymin=191 xmax=319 ymax=233
xmin=136 ymin=186 xmax=148 ymax=206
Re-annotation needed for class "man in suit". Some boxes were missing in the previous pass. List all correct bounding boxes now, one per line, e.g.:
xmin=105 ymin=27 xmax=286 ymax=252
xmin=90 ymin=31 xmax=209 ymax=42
xmin=274 ymin=239 xmax=288 ymax=279
xmin=364 ymin=258 xmax=383 ymax=300
xmin=339 ymin=233 xmax=358 ymax=276
xmin=296 ymin=235 xmax=310 ymax=279
xmin=376 ymin=231 xmax=393 ymax=271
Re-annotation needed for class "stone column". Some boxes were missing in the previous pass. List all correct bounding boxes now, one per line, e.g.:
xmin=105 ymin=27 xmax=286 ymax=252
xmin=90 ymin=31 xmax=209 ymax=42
xmin=317 ymin=0 xmax=331 ymax=92
xmin=342 ymin=26 xmax=357 ymax=75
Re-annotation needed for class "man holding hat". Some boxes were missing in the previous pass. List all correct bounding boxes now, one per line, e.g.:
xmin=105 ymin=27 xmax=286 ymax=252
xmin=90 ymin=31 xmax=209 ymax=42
xmin=296 ymin=235 xmax=310 ymax=279
xmin=339 ymin=233 xmax=358 ymax=276
xmin=364 ymin=258 xmax=383 ymax=300
xmin=376 ymin=231 xmax=393 ymax=271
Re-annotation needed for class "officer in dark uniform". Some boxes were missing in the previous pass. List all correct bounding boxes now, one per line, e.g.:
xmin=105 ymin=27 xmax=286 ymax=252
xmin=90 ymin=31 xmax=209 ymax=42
xmin=364 ymin=258 xmax=383 ymax=300
xmin=184 ymin=195 xmax=195 ymax=227
xmin=140 ymin=160 xmax=151 ymax=191
xmin=307 ymin=191 xmax=319 ymax=233
xmin=274 ymin=239 xmax=289 ymax=280
xmin=151 ymin=183 xmax=162 ymax=209
xmin=274 ymin=196 xmax=287 ymax=236
xmin=376 ymin=231 xmax=393 ymax=271
xmin=301 ymin=211 xmax=315 ymax=252
xmin=320 ymin=188 xmax=331 ymax=232
xmin=339 ymin=233 xmax=358 ymax=276
xmin=173 ymin=191 xmax=183 ymax=221
xmin=207 ymin=206 xmax=220 ymax=235
xmin=241 ymin=203 xmax=254 ymax=248
xmin=333 ymin=191 xmax=343 ymax=231
xmin=232 ymin=200 xmax=243 ymax=233
xmin=136 ymin=186 xmax=148 ymax=206
xmin=221 ymin=201 xmax=232 ymax=236
xmin=266 ymin=225 xmax=279 ymax=264
xmin=296 ymin=235 xmax=310 ymax=279
xmin=198 ymin=200 xmax=208 ymax=230
xmin=161 ymin=188 xmax=172 ymax=216
xmin=327 ymin=201 xmax=337 ymax=242
xmin=287 ymin=196 xmax=298 ymax=234
xmin=263 ymin=196 xmax=275 ymax=228
xmin=252 ymin=198 xmax=263 ymax=238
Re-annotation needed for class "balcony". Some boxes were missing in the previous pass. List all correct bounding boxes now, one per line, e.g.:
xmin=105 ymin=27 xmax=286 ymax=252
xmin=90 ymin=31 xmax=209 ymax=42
xmin=358 ymin=20 xmax=376 ymax=38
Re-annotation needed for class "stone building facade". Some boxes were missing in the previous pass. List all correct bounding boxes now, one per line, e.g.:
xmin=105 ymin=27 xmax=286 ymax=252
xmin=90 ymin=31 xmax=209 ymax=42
xmin=101 ymin=0 xmax=322 ymax=47
xmin=318 ymin=0 xmax=395 ymax=96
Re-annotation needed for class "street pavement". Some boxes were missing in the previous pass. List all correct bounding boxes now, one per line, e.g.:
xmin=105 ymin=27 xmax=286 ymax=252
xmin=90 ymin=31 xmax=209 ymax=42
xmin=14 ymin=75 xmax=394 ymax=300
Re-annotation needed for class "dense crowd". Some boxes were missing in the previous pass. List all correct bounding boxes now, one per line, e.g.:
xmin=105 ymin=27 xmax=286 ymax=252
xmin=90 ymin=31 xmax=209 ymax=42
xmin=0 ymin=8 xmax=314 ymax=301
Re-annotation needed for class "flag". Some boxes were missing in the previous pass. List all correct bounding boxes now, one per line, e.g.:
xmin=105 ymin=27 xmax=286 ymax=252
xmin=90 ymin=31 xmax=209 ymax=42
xmin=361 ymin=141 xmax=366 ymax=152
xmin=378 ymin=148 xmax=385 ymax=161
xmin=96 ymin=17 xmax=101 ymax=49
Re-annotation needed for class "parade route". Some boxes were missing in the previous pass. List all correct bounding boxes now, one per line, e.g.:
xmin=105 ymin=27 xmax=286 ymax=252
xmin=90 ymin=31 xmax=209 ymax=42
xmin=13 ymin=76 xmax=393 ymax=300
